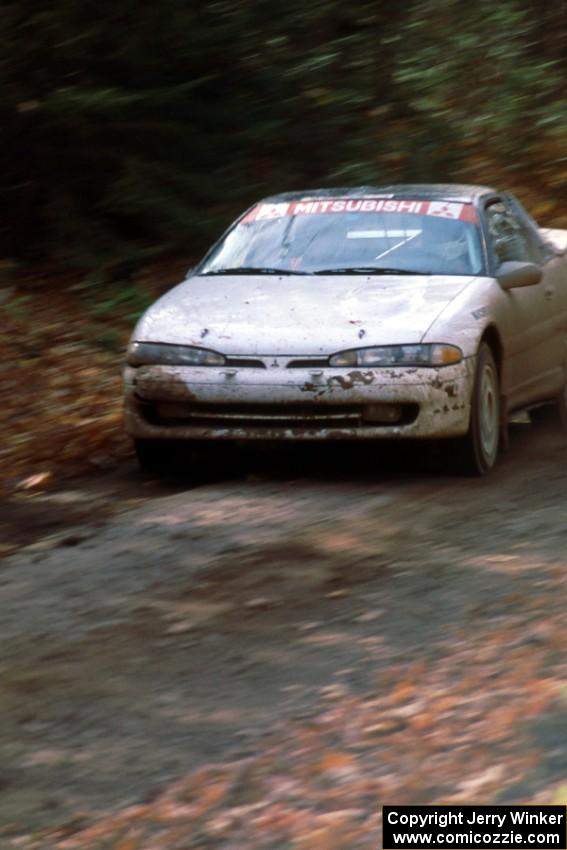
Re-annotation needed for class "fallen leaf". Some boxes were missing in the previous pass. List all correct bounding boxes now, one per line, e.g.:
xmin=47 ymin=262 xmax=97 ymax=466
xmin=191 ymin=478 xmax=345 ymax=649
xmin=17 ymin=471 xmax=52 ymax=490
xmin=363 ymin=718 xmax=407 ymax=737
xmin=318 ymin=751 xmax=357 ymax=777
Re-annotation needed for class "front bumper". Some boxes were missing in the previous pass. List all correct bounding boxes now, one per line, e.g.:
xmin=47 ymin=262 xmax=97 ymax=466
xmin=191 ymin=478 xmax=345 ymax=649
xmin=123 ymin=361 xmax=475 ymax=441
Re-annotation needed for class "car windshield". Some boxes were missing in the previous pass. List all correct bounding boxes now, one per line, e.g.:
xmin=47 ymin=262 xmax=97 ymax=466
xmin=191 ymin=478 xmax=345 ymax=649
xmin=199 ymin=197 xmax=484 ymax=277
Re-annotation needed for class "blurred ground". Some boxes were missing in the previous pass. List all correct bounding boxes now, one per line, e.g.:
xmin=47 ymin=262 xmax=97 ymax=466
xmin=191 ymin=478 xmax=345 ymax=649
xmin=1 ymin=421 xmax=567 ymax=849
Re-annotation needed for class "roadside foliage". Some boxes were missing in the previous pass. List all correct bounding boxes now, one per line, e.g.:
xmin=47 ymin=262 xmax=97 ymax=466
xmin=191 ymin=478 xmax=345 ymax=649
xmin=2 ymin=0 xmax=567 ymax=270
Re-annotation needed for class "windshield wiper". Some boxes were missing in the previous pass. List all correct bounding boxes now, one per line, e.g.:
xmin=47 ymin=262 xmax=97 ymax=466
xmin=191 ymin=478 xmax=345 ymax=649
xmin=312 ymin=267 xmax=426 ymax=275
xmin=199 ymin=266 xmax=308 ymax=276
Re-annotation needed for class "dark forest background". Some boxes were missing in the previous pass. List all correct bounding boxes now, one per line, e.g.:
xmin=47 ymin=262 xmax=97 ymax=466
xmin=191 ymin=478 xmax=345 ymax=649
xmin=3 ymin=0 xmax=567 ymax=273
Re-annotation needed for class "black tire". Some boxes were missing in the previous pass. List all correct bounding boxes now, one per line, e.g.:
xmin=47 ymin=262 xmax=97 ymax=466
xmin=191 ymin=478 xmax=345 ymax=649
xmin=134 ymin=439 xmax=178 ymax=474
xmin=451 ymin=342 xmax=500 ymax=476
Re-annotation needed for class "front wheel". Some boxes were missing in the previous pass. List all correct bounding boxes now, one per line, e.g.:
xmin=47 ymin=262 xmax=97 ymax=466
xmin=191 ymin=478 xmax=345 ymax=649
xmin=451 ymin=343 xmax=500 ymax=476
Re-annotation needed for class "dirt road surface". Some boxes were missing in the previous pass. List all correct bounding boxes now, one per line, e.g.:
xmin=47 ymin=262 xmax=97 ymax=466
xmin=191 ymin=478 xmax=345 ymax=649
xmin=1 ymin=420 xmax=567 ymax=847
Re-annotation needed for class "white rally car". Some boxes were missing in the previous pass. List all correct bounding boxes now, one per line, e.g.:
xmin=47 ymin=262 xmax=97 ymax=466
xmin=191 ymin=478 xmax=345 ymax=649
xmin=124 ymin=184 xmax=567 ymax=475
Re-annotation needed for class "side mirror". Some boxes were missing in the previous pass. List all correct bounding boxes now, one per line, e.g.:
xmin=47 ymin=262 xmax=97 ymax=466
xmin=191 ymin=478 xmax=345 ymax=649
xmin=497 ymin=261 xmax=542 ymax=289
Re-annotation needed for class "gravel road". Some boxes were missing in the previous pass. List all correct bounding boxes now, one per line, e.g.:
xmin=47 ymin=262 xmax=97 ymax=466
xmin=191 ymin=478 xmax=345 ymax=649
xmin=1 ymin=421 xmax=567 ymax=839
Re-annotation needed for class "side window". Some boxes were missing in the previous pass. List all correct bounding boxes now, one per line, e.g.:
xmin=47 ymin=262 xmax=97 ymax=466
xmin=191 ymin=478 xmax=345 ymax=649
xmin=506 ymin=193 xmax=559 ymax=263
xmin=485 ymin=201 xmax=538 ymax=265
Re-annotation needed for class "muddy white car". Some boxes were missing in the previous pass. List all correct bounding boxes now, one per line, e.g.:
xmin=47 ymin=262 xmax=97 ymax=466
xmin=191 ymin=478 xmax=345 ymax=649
xmin=124 ymin=184 xmax=567 ymax=475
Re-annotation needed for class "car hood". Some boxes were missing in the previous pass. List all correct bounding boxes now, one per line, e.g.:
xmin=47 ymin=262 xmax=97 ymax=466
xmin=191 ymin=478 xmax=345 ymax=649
xmin=134 ymin=273 xmax=476 ymax=356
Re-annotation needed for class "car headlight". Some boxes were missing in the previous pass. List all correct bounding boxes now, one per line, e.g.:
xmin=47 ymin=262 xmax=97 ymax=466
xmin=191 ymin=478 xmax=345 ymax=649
xmin=126 ymin=342 xmax=226 ymax=366
xmin=329 ymin=344 xmax=462 ymax=367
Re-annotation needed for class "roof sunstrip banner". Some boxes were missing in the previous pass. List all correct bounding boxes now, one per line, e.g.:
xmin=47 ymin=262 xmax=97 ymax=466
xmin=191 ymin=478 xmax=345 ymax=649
xmin=243 ymin=199 xmax=478 ymax=223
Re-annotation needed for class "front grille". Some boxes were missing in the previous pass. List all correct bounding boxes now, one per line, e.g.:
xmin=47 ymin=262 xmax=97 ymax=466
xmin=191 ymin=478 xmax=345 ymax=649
xmin=178 ymin=402 xmax=361 ymax=418
xmin=141 ymin=401 xmax=418 ymax=429
xmin=286 ymin=359 xmax=329 ymax=368
xmin=147 ymin=402 xmax=361 ymax=428
xmin=222 ymin=357 xmax=330 ymax=369
xmin=225 ymin=357 xmax=266 ymax=368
